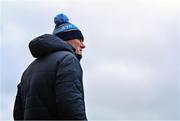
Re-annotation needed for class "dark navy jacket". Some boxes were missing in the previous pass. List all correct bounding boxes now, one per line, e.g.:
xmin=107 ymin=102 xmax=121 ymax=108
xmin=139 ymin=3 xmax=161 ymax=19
xmin=13 ymin=34 xmax=87 ymax=120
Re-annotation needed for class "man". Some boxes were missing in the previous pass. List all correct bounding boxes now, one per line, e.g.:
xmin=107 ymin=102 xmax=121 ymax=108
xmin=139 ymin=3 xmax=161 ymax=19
xmin=13 ymin=13 xmax=87 ymax=120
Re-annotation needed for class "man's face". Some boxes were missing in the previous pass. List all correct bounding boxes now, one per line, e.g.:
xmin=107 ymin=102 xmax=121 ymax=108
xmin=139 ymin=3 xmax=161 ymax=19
xmin=66 ymin=39 xmax=85 ymax=56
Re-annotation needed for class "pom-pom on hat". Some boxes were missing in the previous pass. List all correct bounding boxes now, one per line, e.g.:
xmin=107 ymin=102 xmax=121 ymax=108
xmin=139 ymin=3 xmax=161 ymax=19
xmin=52 ymin=13 xmax=84 ymax=41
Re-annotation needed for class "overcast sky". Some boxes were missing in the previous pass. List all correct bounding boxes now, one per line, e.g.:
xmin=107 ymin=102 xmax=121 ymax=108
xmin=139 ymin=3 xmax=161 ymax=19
xmin=1 ymin=0 xmax=180 ymax=120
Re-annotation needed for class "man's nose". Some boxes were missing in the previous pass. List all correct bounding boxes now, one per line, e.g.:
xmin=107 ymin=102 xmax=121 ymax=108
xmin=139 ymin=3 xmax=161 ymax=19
xmin=81 ymin=42 xmax=85 ymax=49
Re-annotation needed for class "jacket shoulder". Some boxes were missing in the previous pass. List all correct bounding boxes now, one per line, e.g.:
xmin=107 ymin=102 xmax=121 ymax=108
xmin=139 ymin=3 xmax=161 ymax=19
xmin=54 ymin=51 xmax=78 ymax=63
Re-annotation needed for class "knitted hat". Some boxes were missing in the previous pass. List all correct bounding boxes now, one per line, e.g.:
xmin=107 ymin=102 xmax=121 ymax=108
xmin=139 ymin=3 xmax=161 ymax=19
xmin=52 ymin=13 xmax=84 ymax=41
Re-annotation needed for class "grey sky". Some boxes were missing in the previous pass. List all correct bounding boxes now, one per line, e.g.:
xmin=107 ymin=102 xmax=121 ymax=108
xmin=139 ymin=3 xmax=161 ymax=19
xmin=1 ymin=0 xmax=180 ymax=120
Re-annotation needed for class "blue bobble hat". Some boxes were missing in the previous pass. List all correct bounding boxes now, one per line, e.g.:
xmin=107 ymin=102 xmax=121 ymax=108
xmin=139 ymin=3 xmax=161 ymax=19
xmin=52 ymin=13 xmax=84 ymax=41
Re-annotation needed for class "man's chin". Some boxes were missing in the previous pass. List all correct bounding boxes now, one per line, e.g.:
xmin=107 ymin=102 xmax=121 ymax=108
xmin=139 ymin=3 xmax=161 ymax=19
xmin=75 ymin=54 xmax=82 ymax=61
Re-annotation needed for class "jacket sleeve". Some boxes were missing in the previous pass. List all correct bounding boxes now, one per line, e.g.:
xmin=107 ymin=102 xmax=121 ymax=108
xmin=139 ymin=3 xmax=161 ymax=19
xmin=55 ymin=54 xmax=87 ymax=120
xmin=13 ymin=83 xmax=24 ymax=120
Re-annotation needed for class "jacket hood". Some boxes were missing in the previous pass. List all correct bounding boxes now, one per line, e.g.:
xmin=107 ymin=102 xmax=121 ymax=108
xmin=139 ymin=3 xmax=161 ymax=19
xmin=29 ymin=34 xmax=74 ymax=58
